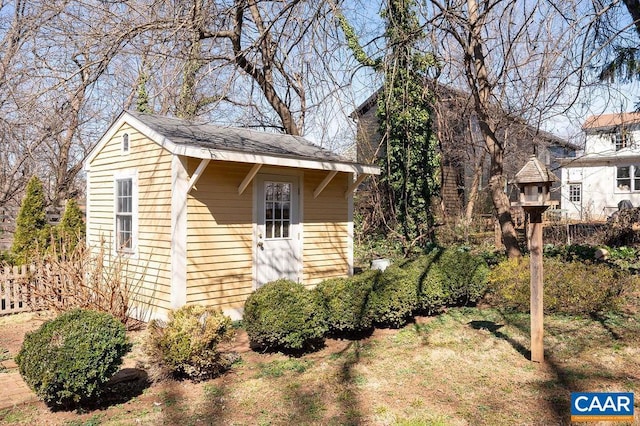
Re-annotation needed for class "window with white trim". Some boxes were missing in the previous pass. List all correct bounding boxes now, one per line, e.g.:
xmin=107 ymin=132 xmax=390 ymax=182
xmin=616 ymin=165 xmax=640 ymax=191
xmin=116 ymin=177 xmax=134 ymax=251
xmin=122 ymin=133 xmax=129 ymax=153
xmin=569 ymin=183 xmax=581 ymax=202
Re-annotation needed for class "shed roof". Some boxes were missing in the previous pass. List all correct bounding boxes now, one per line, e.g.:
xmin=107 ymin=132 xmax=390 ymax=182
xmin=583 ymin=112 xmax=640 ymax=131
xmin=86 ymin=111 xmax=379 ymax=175
xmin=514 ymin=155 xmax=558 ymax=184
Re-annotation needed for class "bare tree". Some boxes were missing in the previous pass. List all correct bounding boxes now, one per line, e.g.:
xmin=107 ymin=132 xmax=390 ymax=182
xmin=421 ymin=0 xmax=586 ymax=257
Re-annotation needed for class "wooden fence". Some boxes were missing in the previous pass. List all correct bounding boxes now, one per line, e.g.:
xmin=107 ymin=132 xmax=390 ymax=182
xmin=0 ymin=265 xmax=36 ymax=316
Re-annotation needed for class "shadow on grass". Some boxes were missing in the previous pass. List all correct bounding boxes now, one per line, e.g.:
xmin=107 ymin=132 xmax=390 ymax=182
xmin=490 ymin=308 xmax=639 ymax=423
xmin=335 ymin=341 xmax=364 ymax=425
xmin=467 ymin=320 xmax=531 ymax=359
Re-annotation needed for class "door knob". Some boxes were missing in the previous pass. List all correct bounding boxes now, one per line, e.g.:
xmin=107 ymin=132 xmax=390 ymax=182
xmin=257 ymin=241 xmax=264 ymax=250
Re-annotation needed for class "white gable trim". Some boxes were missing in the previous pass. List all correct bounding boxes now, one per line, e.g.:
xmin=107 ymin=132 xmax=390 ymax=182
xmin=85 ymin=111 xmax=380 ymax=176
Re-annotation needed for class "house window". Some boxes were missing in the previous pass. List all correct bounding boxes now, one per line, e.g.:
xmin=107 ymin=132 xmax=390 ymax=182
xmin=264 ymin=182 xmax=291 ymax=239
xmin=569 ymin=183 xmax=581 ymax=202
xmin=616 ymin=165 xmax=640 ymax=191
xmin=122 ymin=133 xmax=129 ymax=153
xmin=612 ymin=128 xmax=632 ymax=151
xmin=116 ymin=178 xmax=133 ymax=251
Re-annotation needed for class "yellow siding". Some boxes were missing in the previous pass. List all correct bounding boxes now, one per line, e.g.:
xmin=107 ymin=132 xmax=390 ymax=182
xmin=186 ymin=161 xmax=255 ymax=310
xmin=302 ymin=170 xmax=350 ymax=285
xmin=87 ymin=123 xmax=173 ymax=319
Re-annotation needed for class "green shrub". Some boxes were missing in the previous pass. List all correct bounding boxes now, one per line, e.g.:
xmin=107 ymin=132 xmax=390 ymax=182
xmin=367 ymin=265 xmax=418 ymax=328
xmin=244 ymin=279 xmax=328 ymax=352
xmin=401 ymin=253 xmax=448 ymax=315
xmin=145 ymin=305 xmax=236 ymax=381
xmin=315 ymin=271 xmax=377 ymax=335
xmin=543 ymin=244 xmax=597 ymax=262
xmin=399 ymin=248 xmax=489 ymax=315
xmin=12 ymin=176 xmax=49 ymax=264
xmin=15 ymin=309 xmax=130 ymax=408
xmin=435 ymin=247 xmax=489 ymax=306
xmin=52 ymin=199 xmax=86 ymax=254
xmin=487 ymin=257 xmax=636 ymax=315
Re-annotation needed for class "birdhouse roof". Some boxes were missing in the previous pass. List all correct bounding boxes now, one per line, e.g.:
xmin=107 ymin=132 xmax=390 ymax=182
xmin=514 ymin=155 xmax=558 ymax=184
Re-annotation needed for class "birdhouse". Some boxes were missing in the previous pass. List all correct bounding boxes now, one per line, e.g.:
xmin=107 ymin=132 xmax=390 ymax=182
xmin=513 ymin=155 xmax=558 ymax=208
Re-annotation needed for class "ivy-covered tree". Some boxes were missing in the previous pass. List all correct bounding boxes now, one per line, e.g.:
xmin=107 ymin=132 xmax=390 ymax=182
xmin=377 ymin=0 xmax=440 ymax=252
xmin=11 ymin=176 xmax=49 ymax=264
xmin=338 ymin=0 xmax=440 ymax=254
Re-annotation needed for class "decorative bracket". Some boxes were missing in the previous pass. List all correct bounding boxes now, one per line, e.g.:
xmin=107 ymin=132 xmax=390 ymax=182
xmin=238 ymin=163 xmax=262 ymax=195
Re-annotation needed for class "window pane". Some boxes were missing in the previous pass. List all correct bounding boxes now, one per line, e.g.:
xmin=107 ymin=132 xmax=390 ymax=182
xmin=618 ymin=166 xmax=630 ymax=179
xmin=283 ymin=204 xmax=290 ymax=219
xmin=274 ymin=222 xmax=281 ymax=238
xmin=266 ymin=222 xmax=273 ymax=239
xmin=275 ymin=202 xmax=282 ymax=219
xmin=117 ymin=215 xmax=132 ymax=249
xmin=266 ymin=183 xmax=274 ymax=201
xmin=282 ymin=221 xmax=290 ymax=238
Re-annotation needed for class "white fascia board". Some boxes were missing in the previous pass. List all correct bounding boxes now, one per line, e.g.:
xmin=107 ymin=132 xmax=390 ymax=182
xmin=171 ymin=144 xmax=380 ymax=175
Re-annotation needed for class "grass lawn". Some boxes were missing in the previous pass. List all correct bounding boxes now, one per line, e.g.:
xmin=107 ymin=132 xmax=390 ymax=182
xmin=0 ymin=305 xmax=639 ymax=425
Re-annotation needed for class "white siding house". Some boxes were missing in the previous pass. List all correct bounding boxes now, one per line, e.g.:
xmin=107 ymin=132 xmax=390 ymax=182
xmin=561 ymin=112 xmax=640 ymax=220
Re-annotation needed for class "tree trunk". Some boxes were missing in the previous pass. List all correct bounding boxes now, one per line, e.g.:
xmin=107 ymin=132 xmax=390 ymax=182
xmin=464 ymin=151 xmax=485 ymax=225
xmin=466 ymin=0 xmax=521 ymax=258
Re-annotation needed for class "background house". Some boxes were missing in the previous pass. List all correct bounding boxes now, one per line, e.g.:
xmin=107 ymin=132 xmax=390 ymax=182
xmin=352 ymin=85 xmax=577 ymax=219
xmin=84 ymin=111 xmax=378 ymax=321
xmin=561 ymin=112 xmax=640 ymax=220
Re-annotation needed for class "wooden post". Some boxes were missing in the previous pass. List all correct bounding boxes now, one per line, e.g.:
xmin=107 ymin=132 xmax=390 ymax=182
xmin=529 ymin=209 xmax=544 ymax=363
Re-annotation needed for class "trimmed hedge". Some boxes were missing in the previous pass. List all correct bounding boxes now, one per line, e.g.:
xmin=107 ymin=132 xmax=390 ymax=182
xmin=16 ymin=309 xmax=130 ymax=409
xmin=487 ymin=257 xmax=636 ymax=314
xmin=398 ymin=248 xmax=489 ymax=315
xmin=145 ymin=305 xmax=236 ymax=381
xmin=244 ymin=279 xmax=328 ymax=352
xmin=367 ymin=265 xmax=418 ymax=328
xmin=315 ymin=270 xmax=377 ymax=335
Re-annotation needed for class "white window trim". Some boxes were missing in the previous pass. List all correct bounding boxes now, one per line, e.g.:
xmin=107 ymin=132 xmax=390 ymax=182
xmin=121 ymin=133 xmax=130 ymax=155
xmin=114 ymin=169 xmax=138 ymax=257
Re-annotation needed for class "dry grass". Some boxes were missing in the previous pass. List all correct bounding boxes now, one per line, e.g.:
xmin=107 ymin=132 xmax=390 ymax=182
xmin=1 ymin=306 xmax=639 ymax=425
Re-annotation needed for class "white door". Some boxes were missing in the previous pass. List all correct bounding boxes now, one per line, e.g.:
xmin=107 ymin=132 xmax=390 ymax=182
xmin=255 ymin=175 xmax=301 ymax=288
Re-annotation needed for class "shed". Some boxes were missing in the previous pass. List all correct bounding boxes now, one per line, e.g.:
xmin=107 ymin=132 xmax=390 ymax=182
xmin=84 ymin=111 xmax=379 ymax=321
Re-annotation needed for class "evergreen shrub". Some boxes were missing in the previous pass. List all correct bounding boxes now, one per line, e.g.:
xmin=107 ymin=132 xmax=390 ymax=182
xmin=315 ymin=270 xmax=377 ymax=335
xmin=16 ymin=309 xmax=130 ymax=409
xmin=11 ymin=176 xmax=49 ymax=264
xmin=435 ymin=247 xmax=489 ymax=306
xmin=145 ymin=305 xmax=236 ymax=381
xmin=367 ymin=265 xmax=418 ymax=328
xmin=244 ymin=279 xmax=328 ymax=352
xmin=487 ymin=257 xmax=636 ymax=314
xmin=399 ymin=248 xmax=489 ymax=315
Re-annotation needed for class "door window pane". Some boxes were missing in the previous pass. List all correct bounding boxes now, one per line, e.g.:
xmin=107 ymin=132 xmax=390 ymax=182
xmin=264 ymin=182 xmax=291 ymax=239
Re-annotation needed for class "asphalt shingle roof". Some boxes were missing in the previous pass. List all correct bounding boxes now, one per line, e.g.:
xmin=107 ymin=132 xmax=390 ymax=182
xmin=128 ymin=110 xmax=352 ymax=164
